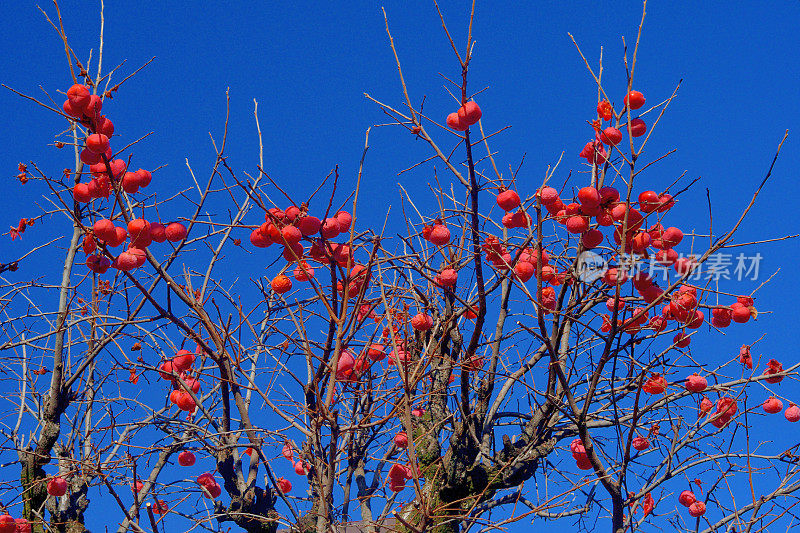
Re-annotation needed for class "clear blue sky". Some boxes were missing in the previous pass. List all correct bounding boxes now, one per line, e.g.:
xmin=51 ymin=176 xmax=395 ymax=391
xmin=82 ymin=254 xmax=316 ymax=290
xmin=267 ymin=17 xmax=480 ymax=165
xmin=1 ymin=2 xmax=799 ymax=532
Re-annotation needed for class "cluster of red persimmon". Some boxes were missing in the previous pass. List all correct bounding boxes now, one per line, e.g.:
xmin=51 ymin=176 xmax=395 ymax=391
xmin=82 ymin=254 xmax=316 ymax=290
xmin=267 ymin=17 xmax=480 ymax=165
xmin=0 ymin=511 xmax=29 ymax=531
xmin=482 ymin=133 xmax=759 ymax=351
xmin=445 ymin=100 xmax=482 ymax=132
xmin=580 ymin=89 xmax=648 ymax=165
xmin=385 ymin=431 xmax=418 ymax=491
xmin=157 ymin=345 xmax=202 ymax=411
xmin=60 ymin=84 xmax=188 ymax=275
xmin=83 ymin=217 xmax=187 ymax=273
xmin=254 ymin=206 xmax=369 ymax=297
xmin=129 ymin=471 xmax=223 ymax=514
xmin=273 ymin=441 xmax=310 ymax=495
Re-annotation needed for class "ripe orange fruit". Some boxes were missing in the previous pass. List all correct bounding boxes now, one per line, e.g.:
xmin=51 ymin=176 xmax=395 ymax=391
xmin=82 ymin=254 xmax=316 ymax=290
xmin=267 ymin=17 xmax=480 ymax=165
xmin=93 ymin=219 xmax=116 ymax=242
xmin=600 ymin=127 xmax=622 ymax=145
xmin=67 ymin=84 xmax=91 ymax=109
xmin=178 ymin=450 xmax=196 ymax=466
xmin=629 ymin=118 xmax=647 ymax=137
xmin=446 ymin=112 xmax=467 ymax=131
xmin=149 ymin=222 xmax=167 ymax=243
xmin=293 ymin=261 xmax=315 ymax=281
xmin=73 ymin=183 xmax=92 ymax=203
xmin=411 ymin=313 xmax=433 ymax=331
xmin=84 ymin=94 xmax=103 ymax=120
xmin=298 ymin=215 xmax=321 ymax=236
xmin=95 ymin=115 xmax=115 ymax=137
xmin=320 ymin=218 xmax=340 ymax=239
xmin=86 ymin=134 xmax=110 ymax=154
xmin=271 ymin=274 xmax=292 ymax=294
xmin=250 ymin=228 xmax=270 ymax=248
xmin=335 ymin=211 xmax=352 ymax=232
xmin=428 ymin=224 xmax=450 ymax=246
xmin=496 ymin=189 xmax=521 ymax=211
xmin=47 ymin=476 xmax=68 ymax=497
xmin=121 ymin=172 xmax=140 ymax=193
xmin=457 ymin=101 xmax=482 ymax=126
xmin=165 ymin=222 xmax=188 ymax=242
xmin=281 ymin=225 xmax=302 ymax=245
xmin=624 ymin=90 xmax=645 ymax=110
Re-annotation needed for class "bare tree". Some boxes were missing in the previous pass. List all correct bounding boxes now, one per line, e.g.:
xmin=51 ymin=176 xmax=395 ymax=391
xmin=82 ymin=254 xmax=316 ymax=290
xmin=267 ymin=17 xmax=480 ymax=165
xmin=1 ymin=2 xmax=797 ymax=533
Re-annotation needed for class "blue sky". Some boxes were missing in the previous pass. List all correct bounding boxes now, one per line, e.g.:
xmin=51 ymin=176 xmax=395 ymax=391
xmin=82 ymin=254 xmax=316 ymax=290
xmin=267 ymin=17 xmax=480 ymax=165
xmin=1 ymin=1 xmax=799 ymax=531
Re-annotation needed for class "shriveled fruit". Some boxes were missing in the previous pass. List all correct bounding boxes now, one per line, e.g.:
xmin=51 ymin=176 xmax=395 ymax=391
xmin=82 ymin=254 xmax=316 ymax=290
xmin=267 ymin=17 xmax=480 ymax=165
xmin=277 ymin=477 xmax=292 ymax=493
xmin=86 ymin=255 xmax=111 ymax=274
xmin=0 ymin=515 xmax=15 ymax=533
xmin=688 ymin=501 xmax=706 ymax=517
xmin=679 ymin=490 xmax=696 ymax=507
xmin=763 ymin=359 xmax=784 ymax=383
xmin=14 ymin=518 xmax=30 ymax=533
